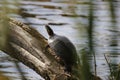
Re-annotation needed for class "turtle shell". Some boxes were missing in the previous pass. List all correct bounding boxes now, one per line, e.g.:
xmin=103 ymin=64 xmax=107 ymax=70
xmin=48 ymin=34 xmax=77 ymax=72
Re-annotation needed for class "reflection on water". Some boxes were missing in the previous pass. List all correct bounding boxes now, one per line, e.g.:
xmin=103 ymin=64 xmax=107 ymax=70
xmin=0 ymin=0 xmax=120 ymax=80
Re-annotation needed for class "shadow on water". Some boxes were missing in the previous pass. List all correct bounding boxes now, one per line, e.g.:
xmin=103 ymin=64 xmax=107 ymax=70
xmin=0 ymin=0 xmax=120 ymax=80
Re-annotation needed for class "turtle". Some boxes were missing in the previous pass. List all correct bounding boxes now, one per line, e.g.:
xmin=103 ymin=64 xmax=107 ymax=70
xmin=45 ymin=25 xmax=77 ymax=73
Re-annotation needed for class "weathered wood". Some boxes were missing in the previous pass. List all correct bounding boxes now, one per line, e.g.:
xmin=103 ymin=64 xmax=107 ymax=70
xmin=2 ymin=18 xmax=73 ymax=80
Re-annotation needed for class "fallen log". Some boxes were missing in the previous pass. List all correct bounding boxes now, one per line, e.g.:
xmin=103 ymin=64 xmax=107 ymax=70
xmin=1 ymin=18 xmax=80 ymax=80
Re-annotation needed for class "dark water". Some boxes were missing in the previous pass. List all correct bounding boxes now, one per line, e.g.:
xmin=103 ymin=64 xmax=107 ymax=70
xmin=0 ymin=0 xmax=120 ymax=80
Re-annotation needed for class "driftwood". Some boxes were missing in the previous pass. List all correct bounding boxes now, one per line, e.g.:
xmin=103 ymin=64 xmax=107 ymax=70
xmin=1 ymin=18 xmax=81 ymax=80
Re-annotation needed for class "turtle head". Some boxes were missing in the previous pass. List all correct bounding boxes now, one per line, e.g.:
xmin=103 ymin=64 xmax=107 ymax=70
xmin=45 ymin=25 xmax=54 ymax=37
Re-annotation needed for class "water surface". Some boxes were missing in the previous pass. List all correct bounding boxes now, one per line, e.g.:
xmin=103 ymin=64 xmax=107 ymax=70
xmin=0 ymin=0 xmax=120 ymax=80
